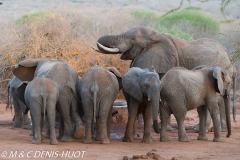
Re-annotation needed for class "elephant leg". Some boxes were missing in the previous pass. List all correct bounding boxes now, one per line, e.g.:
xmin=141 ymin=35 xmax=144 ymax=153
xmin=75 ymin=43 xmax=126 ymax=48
xmin=174 ymin=110 xmax=189 ymax=142
xmin=99 ymin=110 xmax=110 ymax=144
xmin=30 ymin=112 xmax=35 ymax=138
xmin=210 ymin=97 xmax=226 ymax=132
xmin=31 ymin=106 xmax=42 ymax=144
xmin=207 ymin=100 xmax=222 ymax=142
xmin=193 ymin=109 xmax=211 ymax=133
xmin=95 ymin=118 xmax=101 ymax=141
xmin=57 ymin=97 xmax=74 ymax=142
xmin=22 ymin=113 xmax=32 ymax=130
xmin=95 ymin=106 xmax=112 ymax=141
xmin=130 ymin=114 xmax=137 ymax=139
xmin=123 ymin=98 xmax=139 ymax=142
xmin=197 ymin=106 xmax=208 ymax=140
xmin=159 ymin=103 xmax=170 ymax=142
xmin=57 ymin=116 xmax=64 ymax=139
xmin=83 ymin=111 xmax=93 ymax=144
xmin=43 ymin=117 xmax=50 ymax=138
xmin=107 ymin=106 xmax=112 ymax=140
xmin=141 ymin=104 xmax=152 ymax=143
xmin=158 ymin=113 xmax=172 ymax=131
xmin=13 ymin=99 xmax=22 ymax=128
xmin=71 ymin=96 xmax=85 ymax=139
xmin=47 ymin=106 xmax=58 ymax=145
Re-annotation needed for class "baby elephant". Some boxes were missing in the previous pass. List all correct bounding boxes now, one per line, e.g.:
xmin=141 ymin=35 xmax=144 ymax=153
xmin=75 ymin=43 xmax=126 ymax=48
xmin=79 ymin=65 xmax=122 ymax=144
xmin=160 ymin=66 xmax=231 ymax=142
xmin=122 ymin=67 xmax=161 ymax=143
xmin=25 ymin=77 xmax=59 ymax=145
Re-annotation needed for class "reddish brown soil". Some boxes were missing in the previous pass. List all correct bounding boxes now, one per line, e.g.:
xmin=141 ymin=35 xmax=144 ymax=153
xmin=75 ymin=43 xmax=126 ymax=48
xmin=0 ymin=103 xmax=239 ymax=160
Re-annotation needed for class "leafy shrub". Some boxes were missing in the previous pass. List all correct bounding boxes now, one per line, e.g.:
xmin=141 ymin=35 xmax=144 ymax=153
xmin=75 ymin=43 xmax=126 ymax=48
xmin=159 ymin=9 xmax=219 ymax=35
xmin=132 ymin=8 xmax=219 ymax=39
xmin=16 ymin=11 xmax=52 ymax=24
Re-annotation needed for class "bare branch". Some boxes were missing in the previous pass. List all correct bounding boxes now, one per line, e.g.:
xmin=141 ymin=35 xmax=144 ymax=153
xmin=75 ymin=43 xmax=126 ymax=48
xmin=161 ymin=0 xmax=184 ymax=17
xmin=0 ymin=79 xmax=11 ymax=83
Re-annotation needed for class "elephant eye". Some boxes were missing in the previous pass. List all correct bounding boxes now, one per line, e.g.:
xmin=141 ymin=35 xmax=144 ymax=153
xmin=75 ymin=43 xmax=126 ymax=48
xmin=144 ymin=83 xmax=149 ymax=87
xmin=132 ymin=37 xmax=135 ymax=40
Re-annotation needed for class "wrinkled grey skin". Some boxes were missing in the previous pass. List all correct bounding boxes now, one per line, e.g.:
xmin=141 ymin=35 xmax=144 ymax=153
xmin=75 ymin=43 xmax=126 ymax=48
xmin=192 ymin=65 xmax=226 ymax=132
xmin=79 ymin=65 xmax=121 ymax=144
xmin=122 ymin=67 xmax=161 ymax=143
xmin=13 ymin=59 xmax=84 ymax=142
xmin=24 ymin=77 xmax=58 ymax=145
xmin=159 ymin=67 xmax=231 ymax=142
xmin=96 ymin=26 xmax=236 ymax=131
xmin=6 ymin=76 xmax=31 ymax=130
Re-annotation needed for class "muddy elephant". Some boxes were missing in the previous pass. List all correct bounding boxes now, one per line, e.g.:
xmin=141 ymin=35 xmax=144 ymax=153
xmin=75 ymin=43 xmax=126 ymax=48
xmin=13 ymin=59 xmax=84 ymax=141
xmin=95 ymin=26 xmax=236 ymax=130
xmin=79 ymin=65 xmax=122 ymax=144
xmin=6 ymin=76 xmax=31 ymax=129
xmin=24 ymin=77 xmax=58 ymax=145
xmin=122 ymin=67 xmax=161 ymax=143
xmin=159 ymin=67 xmax=231 ymax=142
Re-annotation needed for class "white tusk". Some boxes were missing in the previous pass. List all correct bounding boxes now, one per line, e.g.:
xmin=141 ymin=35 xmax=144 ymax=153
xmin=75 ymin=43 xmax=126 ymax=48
xmin=97 ymin=42 xmax=120 ymax=53
xmin=148 ymin=98 xmax=150 ymax=101
xmin=91 ymin=45 xmax=103 ymax=53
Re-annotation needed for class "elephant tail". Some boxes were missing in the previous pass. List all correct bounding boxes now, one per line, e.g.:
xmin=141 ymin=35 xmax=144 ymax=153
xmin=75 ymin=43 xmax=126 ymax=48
xmin=43 ymin=96 xmax=47 ymax=121
xmin=91 ymin=81 xmax=99 ymax=124
xmin=6 ymin=84 xmax=12 ymax=111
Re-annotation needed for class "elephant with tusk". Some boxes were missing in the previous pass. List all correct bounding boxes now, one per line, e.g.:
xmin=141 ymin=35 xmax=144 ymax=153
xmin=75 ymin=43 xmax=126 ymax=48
xmin=95 ymin=26 xmax=237 ymax=131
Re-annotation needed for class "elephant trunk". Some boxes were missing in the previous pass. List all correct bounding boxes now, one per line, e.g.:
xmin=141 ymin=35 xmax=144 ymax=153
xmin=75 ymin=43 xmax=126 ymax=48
xmin=223 ymin=94 xmax=231 ymax=137
xmin=97 ymin=35 xmax=122 ymax=54
xmin=151 ymin=93 xmax=160 ymax=133
xmin=232 ymin=74 xmax=236 ymax=122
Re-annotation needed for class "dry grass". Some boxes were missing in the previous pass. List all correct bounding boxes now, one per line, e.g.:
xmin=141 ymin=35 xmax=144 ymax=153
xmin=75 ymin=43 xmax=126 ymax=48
xmin=0 ymin=3 xmax=239 ymax=100
xmin=0 ymin=8 xmax=139 ymax=100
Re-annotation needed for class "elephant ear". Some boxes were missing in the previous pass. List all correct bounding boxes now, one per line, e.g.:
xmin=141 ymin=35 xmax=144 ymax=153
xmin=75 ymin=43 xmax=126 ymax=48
xmin=13 ymin=59 xmax=39 ymax=81
xmin=106 ymin=67 xmax=121 ymax=78
xmin=16 ymin=82 xmax=28 ymax=105
xmin=106 ymin=67 xmax=122 ymax=90
xmin=122 ymin=67 xmax=143 ymax=102
xmin=212 ymin=67 xmax=224 ymax=96
xmin=131 ymin=32 xmax=179 ymax=74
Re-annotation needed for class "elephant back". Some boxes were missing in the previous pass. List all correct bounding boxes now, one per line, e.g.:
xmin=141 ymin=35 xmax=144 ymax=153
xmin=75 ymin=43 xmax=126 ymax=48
xmin=80 ymin=65 xmax=119 ymax=96
xmin=37 ymin=60 xmax=79 ymax=98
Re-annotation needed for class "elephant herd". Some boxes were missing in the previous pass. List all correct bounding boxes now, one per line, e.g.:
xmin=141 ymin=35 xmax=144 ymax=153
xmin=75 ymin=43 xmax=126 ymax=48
xmin=6 ymin=26 xmax=236 ymax=145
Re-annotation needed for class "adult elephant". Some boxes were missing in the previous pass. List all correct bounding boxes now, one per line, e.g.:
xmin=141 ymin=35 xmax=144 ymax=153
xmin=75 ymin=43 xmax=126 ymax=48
xmin=13 ymin=59 xmax=85 ymax=141
xmin=79 ymin=65 xmax=122 ymax=144
xmin=95 ymin=26 xmax=236 ymax=130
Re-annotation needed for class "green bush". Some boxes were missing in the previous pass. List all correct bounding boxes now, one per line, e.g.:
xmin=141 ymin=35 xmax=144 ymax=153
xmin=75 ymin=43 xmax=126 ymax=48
xmin=158 ymin=27 xmax=194 ymax=41
xmin=132 ymin=8 xmax=219 ymax=39
xmin=159 ymin=9 xmax=219 ymax=34
xmin=16 ymin=11 xmax=52 ymax=24
xmin=131 ymin=10 xmax=159 ymax=21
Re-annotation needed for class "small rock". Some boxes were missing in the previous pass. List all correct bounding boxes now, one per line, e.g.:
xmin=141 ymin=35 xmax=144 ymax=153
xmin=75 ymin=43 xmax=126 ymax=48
xmin=122 ymin=156 xmax=128 ymax=160
xmin=171 ymin=157 xmax=177 ymax=160
xmin=152 ymin=149 xmax=157 ymax=152
xmin=133 ymin=155 xmax=140 ymax=159
xmin=141 ymin=155 xmax=148 ymax=159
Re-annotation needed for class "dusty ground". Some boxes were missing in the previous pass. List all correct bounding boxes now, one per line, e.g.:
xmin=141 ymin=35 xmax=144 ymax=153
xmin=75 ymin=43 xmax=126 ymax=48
xmin=0 ymin=102 xmax=239 ymax=160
